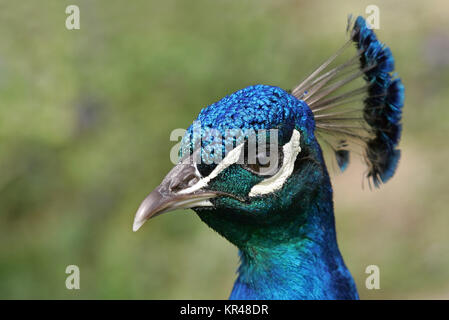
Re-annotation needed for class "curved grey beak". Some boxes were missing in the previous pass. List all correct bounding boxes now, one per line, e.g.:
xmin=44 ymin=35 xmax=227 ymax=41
xmin=132 ymin=161 xmax=216 ymax=232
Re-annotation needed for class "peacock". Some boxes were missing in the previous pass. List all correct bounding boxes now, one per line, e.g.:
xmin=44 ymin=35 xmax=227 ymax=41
xmin=132 ymin=16 xmax=404 ymax=300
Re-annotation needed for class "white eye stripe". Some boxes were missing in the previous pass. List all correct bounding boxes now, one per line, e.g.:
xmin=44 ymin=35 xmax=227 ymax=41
xmin=178 ymin=129 xmax=301 ymax=197
xmin=248 ymin=129 xmax=301 ymax=197
xmin=177 ymin=143 xmax=245 ymax=195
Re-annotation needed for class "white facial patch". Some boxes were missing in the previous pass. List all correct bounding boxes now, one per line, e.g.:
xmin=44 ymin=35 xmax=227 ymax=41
xmin=249 ymin=129 xmax=301 ymax=197
xmin=177 ymin=143 xmax=245 ymax=195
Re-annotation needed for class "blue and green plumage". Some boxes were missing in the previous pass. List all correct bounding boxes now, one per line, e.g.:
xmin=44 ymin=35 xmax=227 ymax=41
xmin=133 ymin=16 xmax=404 ymax=300
xmin=189 ymin=84 xmax=359 ymax=299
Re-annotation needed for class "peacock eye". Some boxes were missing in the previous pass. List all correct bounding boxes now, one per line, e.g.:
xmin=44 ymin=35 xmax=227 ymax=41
xmin=197 ymin=163 xmax=217 ymax=177
xmin=244 ymin=144 xmax=282 ymax=176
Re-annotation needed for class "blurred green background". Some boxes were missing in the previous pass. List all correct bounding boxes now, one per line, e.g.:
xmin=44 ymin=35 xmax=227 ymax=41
xmin=0 ymin=0 xmax=448 ymax=299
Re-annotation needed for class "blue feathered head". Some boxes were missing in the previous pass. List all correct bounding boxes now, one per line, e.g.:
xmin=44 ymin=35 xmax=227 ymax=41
xmin=132 ymin=16 xmax=404 ymax=236
xmin=179 ymin=84 xmax=315 ymax=164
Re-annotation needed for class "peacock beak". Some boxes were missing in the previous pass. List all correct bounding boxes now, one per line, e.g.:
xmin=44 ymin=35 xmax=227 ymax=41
xmin=132 ymin=161 xmax=216 ymax=232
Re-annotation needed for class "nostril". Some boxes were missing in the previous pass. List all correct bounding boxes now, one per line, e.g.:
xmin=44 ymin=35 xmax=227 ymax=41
xmin=182 ymin=172 xmax=199 ymax=188
xmin=169 ymin=173 xmax=199 ymax=192
xmin=186 ymin=174 xmax=199 ymax=187
xmin=169 ymin=179 xmax=181 ymax=192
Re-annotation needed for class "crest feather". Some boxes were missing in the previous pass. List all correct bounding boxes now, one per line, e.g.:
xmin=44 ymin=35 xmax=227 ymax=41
xmin=292 ymin=15 xmax=404 ymax=187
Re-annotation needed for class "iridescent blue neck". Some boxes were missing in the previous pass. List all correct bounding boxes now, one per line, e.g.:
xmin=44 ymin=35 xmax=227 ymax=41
xmin=229 ymin=191 xmax=359 ymax=300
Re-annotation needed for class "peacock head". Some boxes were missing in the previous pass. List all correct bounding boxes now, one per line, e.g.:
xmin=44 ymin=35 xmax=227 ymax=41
xmin=133 ymin=85 xmax=329 ymax=246
xmin=133 ymin=16 xmax=404 ymax=248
